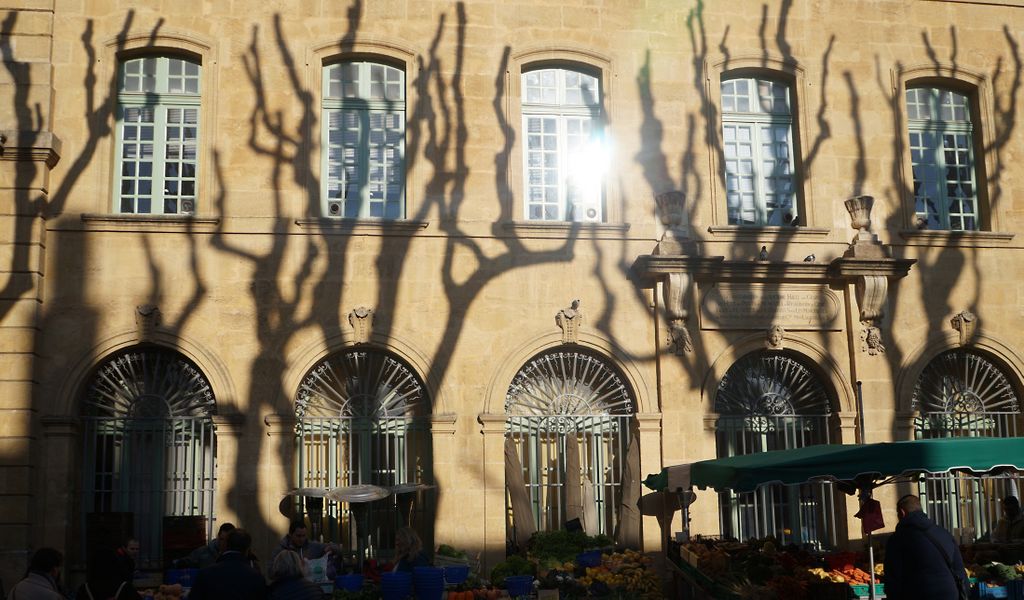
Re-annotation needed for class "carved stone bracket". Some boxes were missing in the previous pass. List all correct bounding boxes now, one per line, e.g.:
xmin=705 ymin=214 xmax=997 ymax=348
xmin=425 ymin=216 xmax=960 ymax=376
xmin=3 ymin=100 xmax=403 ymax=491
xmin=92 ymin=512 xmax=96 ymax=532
xmin=135 ymin=304 xmax=161 ymax=340
xmin=556 ymin=299 xmax=584 ymax=344
xmin=348 ymin=306 xmax=374 ymax=344
xmin=663 ymin=272 xmax=693 ymax=354
xmin=951 ymin=310 xmax=977 ymax=346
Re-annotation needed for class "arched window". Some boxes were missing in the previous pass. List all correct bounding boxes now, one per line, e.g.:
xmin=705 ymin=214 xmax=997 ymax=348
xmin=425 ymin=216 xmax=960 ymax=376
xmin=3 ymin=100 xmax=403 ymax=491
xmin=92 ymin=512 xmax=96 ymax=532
xmin=81 ymin=347 xmax=216 ymax=568
xmin=720 ymin=76 xmax=796 ymax=225
xmin=295 ymin=347 xmax=432 ymax=557
xmin=715 ymin=351 xmax=835 ymax=548
xmin=521 ymin=66 xmax=604 ymax=222
xmin=905 ymin=86 xmax=979 ymax=231
xmin=912 ymin=349 xmax=1021 ymax=539
xmin=504 ymin=349 xmax=635 ymax=538
xmin=115 ymin=55 xmax=201 ymax=215
xmin=321 ymin=60 xmax=406 ymax=219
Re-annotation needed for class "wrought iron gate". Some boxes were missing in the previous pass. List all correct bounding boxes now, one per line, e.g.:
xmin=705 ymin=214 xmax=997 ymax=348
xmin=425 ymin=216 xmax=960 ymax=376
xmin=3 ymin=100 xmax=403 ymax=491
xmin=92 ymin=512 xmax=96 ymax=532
xmin=504 ymin=349 xmax=636 ymax=538
xmin=715 ymin=352 xmax=837 ymax=549
xmin=913 ymin=349 xmax=1023 ymax=542
xmin=81 ymin=347 xmax=217 ymax=569
xmin=295 ymin=347 xmax=433 ymax=558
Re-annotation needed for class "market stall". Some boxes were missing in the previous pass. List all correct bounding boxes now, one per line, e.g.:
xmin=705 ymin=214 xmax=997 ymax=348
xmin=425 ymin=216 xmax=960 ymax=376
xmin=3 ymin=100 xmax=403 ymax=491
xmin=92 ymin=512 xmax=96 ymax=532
xmin=643 ymin=437 xmax=1024 ymax=599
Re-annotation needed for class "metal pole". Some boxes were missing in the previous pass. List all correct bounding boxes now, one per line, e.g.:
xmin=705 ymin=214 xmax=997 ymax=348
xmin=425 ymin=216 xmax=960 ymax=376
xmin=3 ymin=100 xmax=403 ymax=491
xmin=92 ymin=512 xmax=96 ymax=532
xmin=860 ymin=485 xmax=877 ymax=600
xmin=856 ymin=380 xmax=865 ymax=445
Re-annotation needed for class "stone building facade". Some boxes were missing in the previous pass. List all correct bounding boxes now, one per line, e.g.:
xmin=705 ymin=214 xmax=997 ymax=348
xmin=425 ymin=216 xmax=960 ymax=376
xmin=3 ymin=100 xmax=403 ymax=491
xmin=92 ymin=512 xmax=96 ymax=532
xmin=3 ymin=0 xmax=1024 ymax=587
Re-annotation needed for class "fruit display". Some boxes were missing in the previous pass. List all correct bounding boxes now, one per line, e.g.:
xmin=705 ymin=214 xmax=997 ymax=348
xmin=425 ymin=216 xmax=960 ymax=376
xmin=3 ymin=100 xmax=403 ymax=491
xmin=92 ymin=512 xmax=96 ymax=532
xmin=674 ymin=537 xmax=879 ymax=600
xmin=142 ymin=584 xmax=184 ymax=600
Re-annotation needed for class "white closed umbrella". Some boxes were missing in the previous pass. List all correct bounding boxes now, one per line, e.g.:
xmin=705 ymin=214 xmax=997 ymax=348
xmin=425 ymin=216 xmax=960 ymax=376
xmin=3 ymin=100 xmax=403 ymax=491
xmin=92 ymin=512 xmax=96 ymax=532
xmin=505 ymin=437 xmax=536 ymax=548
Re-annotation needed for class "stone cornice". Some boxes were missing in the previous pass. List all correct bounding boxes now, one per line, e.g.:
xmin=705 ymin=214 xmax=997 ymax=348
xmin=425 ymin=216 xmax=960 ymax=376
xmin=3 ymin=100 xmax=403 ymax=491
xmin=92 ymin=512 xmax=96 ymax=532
xmin=635 ymin=412 xmax=663 ymax=433
xmin=430 ymin=412 xmax=458 ymax=435
xmin=263 ymin=414 xmax=296 ymax=436
xmin=212 ymin=413 xmax=246 ymax=434
xmin=0 ymin=131 xmax=62 ymax=168
xmin=478 ymin=412 xmax=507 ymax=435
xmin=40 ymin=416 xmax=78 ymax=437
xmin=632 ymin=254 xmax=916 ymax=284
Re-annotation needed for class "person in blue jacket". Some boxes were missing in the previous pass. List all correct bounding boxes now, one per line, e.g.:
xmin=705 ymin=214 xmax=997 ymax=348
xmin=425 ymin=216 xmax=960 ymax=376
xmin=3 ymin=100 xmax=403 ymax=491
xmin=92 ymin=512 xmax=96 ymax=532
xmin=884 ymin=494 xmax=968 ymax=600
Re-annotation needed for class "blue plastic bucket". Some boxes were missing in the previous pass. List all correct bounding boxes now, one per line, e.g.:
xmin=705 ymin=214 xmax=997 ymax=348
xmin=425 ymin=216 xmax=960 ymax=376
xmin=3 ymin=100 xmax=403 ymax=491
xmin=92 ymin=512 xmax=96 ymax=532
xmin=505 ymin=575 xmax=534 ymax=597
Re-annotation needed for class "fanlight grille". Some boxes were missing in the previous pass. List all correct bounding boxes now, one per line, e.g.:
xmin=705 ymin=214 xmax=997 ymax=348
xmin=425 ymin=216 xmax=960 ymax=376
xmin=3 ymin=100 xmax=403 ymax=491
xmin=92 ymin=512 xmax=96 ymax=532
xmin=84 ymin=348 xmax=215 ymax=418
xmin=715 ymin=352 xmax=831 ymax=416
xmin=296 ymin=349 xmax=425 ymax=418
xmin=913 ymin=350 xmax=1019 ymax=414
xmin=505 ymin=350 xmax=634 ymax=417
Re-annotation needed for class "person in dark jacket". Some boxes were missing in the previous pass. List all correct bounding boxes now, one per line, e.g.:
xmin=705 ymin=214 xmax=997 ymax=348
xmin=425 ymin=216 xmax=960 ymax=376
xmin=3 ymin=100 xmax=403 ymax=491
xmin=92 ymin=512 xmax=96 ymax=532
xmin=392 ymin=527 xmax=430 ymax=573
xmin=184 ymin=522 xmax=236 ymax=568
xmin=884 ymin=494 xmax=968 ymax=600
xmin=266 ymin=550 xmax=325 ymax=600
xmin=189 ymin=529 xmax=267 ymax=600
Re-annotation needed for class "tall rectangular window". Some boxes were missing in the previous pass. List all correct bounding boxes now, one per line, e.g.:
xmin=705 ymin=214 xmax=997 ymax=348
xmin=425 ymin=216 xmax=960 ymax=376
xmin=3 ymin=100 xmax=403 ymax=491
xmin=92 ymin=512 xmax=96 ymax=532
xmin=521 ymin=67 xmax=604 ymax=222
xmin=721 ymin=77 xmax=796 ymax=226
xmin=906 ymin=87 xmax=979 ymax=231
xmin=115 ymin=56 xmax=201 ymax=215
xmin=321 ymin=61 xmax=405 ymax=219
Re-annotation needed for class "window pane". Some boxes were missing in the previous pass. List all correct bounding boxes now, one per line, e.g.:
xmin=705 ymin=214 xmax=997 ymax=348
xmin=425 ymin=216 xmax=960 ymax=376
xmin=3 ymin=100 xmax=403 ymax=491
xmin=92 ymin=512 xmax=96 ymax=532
xmin=907 ymin=86 xmax=977 ymax=231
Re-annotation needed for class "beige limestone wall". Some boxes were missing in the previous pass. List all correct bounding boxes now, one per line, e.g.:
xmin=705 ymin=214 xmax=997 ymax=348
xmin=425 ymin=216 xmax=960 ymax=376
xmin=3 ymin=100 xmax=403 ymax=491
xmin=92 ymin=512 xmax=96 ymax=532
xmin=0 ymin=0 xmax=1020 ymax=586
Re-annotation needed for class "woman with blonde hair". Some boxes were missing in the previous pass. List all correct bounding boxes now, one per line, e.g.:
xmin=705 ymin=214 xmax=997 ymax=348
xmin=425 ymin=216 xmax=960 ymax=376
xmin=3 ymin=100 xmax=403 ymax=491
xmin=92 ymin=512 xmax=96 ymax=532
xmin=267 ymin=550 xmax=323 ymax=600
xmin=393 ymin=527 xmax=430 ymax=572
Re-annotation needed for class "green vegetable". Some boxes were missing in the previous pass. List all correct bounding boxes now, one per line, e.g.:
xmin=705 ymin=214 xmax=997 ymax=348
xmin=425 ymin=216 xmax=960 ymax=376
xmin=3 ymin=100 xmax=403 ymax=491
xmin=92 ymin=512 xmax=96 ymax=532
xmin=491 ymin=555 xmax=536 ymax=583
xmin=526 ymin=530 xmax=614 ymax=563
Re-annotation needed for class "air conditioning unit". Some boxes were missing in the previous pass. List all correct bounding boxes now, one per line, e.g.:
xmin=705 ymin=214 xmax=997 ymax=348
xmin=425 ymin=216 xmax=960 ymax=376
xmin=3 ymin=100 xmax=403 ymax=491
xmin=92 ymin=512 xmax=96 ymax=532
xmin=180 ymin=199 xmax=195 ymax=215
xmin=571 ymin=200 xmax=602 ymax=223
xmin=327 ymin=200 xmax=343 ymax=217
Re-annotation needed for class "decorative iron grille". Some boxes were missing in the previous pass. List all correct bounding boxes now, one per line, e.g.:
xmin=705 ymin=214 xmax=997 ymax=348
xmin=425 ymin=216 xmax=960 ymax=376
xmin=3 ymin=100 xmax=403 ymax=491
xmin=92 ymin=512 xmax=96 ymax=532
xmin=295 ymin=348 xmax=432 ymax=558
xmin=505 ymin=350 xmax=635 ymax=536
xmin=715 ymin=352 xmax=836 ymax=549
xmin=81 ymin=347 xmax=217 ymax=569
xmin=913 ymin=349 xmax=1022 ymax=542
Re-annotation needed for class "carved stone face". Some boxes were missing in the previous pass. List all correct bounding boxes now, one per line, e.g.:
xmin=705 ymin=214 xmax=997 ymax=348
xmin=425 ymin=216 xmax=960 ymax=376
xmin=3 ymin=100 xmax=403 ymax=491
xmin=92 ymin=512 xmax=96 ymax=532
xmin=768 ymin=326 xmax=784 ymax=347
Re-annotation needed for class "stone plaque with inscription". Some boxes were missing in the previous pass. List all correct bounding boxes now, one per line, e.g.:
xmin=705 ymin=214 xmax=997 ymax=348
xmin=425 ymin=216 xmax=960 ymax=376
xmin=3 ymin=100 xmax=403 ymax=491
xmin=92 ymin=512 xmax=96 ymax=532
xmin=700 ymin=283 xmax=841 ymax=330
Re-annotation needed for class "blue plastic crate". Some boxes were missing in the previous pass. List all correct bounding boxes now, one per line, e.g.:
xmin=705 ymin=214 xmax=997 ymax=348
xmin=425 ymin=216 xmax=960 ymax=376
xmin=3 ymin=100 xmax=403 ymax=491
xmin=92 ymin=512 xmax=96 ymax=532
xmin=975 ymin=583 xmax=1009 ymax=599
xmin=1006 ymin=580 xmax=1024 ymax=600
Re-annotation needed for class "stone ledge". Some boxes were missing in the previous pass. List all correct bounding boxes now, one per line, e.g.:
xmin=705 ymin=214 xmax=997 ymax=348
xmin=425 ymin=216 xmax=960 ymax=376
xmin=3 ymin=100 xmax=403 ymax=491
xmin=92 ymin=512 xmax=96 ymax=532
xmin=502 ymin=220 xmax=632 ymax=239
xmin=706 ymin=225 xmax=831 ymax=241
xmin=79 ymin=213 xmax=221 ymax=232
xmin=294 ymin=218 xmax=429 ymax=236
xmin=897 ymin=229 xmax=1015 ymax=248
xmin=0 ymin=130 xmax=61 ymax=168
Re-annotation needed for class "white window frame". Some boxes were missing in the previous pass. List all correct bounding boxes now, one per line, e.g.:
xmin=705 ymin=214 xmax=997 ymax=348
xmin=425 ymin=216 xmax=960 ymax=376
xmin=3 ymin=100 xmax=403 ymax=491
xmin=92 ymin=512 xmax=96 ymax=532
xmin=906 ymin=86 xmax=979 ymax=231
xmin=113 ymin=56 xmax=201 ymax=215
xmin=320 ymin=60 xmax=406 ymax=219
xmin=521 ymin=67 xmax=604 ymax=222
xmin=720 ymin=77 xmax=796 ymax=226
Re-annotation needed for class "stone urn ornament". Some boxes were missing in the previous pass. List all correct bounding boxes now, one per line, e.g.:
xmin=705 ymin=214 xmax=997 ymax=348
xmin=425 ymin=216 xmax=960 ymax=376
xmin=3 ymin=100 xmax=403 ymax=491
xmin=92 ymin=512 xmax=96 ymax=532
xmin=843 ymin=195 xmax=886 ymax=259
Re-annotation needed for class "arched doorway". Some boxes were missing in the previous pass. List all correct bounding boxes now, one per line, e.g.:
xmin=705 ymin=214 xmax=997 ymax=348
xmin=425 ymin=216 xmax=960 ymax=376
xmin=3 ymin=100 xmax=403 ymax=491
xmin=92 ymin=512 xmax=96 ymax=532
xmin=912 ymin=348 xmax=1022 ymax=540
xmin=714 ymin=350 xmax=836 ymax=549
xmin=294 ymin=347 xmax=433 ymax=558
xmin=81 ymin=346 xmax=217 ymax=569
xmin=504 ymin=348 xmax=636 ymax=541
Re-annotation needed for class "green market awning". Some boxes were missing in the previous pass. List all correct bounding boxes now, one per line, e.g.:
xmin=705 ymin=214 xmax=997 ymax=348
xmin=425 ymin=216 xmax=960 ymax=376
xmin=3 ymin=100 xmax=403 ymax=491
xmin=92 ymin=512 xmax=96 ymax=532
xmin=644 ymin=437 xmax=1024 ymax=494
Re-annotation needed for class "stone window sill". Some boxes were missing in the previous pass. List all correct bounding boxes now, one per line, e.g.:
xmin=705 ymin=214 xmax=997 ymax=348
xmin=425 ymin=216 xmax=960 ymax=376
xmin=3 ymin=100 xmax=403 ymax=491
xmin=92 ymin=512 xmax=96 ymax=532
xmin=706 ymin=225 xmax=831 ymax=241
xmin=79 ymin=213 xmax=221 ymax=233
xmin=897 ymin=229 xmax=1015 ymax=247
xmin=294 ymin=218 xmax=429 ymax=236
xmin=502 ymin=220 xmax=631 ymax=239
